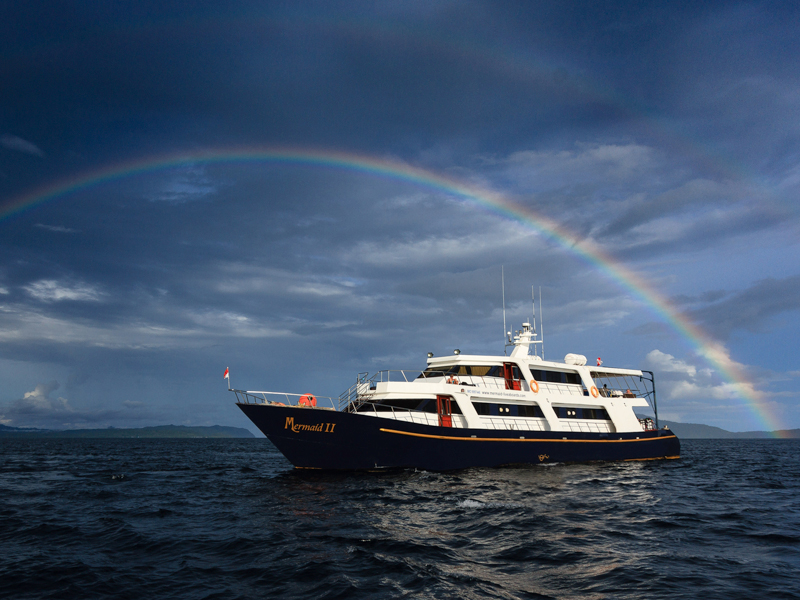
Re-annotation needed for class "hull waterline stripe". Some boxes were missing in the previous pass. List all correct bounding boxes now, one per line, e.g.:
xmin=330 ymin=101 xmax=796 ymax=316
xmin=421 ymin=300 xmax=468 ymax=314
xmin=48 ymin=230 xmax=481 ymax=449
xmin=378 ymin=428 xmax=677 ymax=443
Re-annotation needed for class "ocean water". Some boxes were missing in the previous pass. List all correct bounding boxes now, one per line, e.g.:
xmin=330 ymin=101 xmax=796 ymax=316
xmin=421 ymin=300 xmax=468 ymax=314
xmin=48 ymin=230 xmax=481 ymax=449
xmin=1 ymin=438 xmax=798 ymax=600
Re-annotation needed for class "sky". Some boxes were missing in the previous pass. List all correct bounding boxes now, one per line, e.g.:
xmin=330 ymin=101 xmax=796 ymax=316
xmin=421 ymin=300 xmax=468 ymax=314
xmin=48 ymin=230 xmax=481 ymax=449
xmin=1 ymin=1 xmax=798 ymax=435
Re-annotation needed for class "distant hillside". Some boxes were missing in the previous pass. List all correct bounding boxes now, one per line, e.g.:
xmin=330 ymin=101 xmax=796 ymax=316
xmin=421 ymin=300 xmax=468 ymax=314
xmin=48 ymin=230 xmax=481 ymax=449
xmin=654 ymin=419 xmax=800 ymax=439
xmin=0 ymin=424 xmax=254 ymax=439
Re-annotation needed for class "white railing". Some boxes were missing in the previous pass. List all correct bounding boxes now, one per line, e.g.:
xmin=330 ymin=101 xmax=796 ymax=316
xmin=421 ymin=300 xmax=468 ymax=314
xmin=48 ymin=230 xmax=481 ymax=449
xmin=561 ymin=420 xmax=614 ymax=433
xmin=232 ymin=389 xmax=338 ymax=410
xmin=482 ymin=417 xmax=548 ymax=432
xmin=536 ymin=382 xmax=585 ymax=396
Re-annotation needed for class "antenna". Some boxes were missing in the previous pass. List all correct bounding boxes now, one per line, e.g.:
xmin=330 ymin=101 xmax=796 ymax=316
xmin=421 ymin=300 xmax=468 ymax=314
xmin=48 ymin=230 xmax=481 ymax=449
xmin=531 ymin=285 xmax=538 ymax=357
xmin=539 ymin=286 xmax=545 ymax=360
xmin=502 ymin=266 xmax=507 ymax=355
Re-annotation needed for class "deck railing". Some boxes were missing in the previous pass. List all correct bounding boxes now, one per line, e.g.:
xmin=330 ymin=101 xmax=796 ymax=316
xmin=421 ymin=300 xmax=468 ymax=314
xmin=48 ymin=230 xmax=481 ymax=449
xmin=232 ymin=389 xmax=338 ymax=410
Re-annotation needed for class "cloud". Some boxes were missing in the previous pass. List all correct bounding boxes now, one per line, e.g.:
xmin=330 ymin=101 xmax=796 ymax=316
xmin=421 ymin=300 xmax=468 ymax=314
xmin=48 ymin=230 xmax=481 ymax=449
xmin=0 ymin=381 xmax=70 ymax=426
xmin=35 ymin=223 xmax=78 ymax=233
xmin=0 ymin=380 xmax=124 ymax=429
xmin=501 ymin=143 xmax=658 ymax=190
xmin=644 ymin=346 xmax=769 ymax=409
xmin=146 ymin=166 xmax=218 ymax=203
xmin=645 ymin=349 xmax=698 ymax=378
xmin=483 ymin=142 xmax=792 ymax=259
xmin=24 ymin=280 xmax=105 ymax=302
xmin=689 ymin=275 xmax=800 ymax=340
xmin=0 ymin=134 xmax=45 ymax=157
xmin=644 ymin=346 xmax=762 ymax=405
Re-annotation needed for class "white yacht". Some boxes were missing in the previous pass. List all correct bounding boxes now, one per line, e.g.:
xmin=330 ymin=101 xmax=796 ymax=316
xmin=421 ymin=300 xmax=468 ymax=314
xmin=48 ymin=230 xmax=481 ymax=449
xmin=232 ymin=322 xmax=679 ymax=470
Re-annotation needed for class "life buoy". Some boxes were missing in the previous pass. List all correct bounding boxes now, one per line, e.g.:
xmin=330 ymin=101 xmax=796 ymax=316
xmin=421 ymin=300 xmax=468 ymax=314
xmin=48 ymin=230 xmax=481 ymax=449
xmin=530 ymin=380 xmax=539 ymax=394
xmin=447 ymin=376 xmax=459 ymax=384
xmin=298 ymin=393 xmax=317 ymax=407
xmin=590 ymin=386 xmax=599 ymax=398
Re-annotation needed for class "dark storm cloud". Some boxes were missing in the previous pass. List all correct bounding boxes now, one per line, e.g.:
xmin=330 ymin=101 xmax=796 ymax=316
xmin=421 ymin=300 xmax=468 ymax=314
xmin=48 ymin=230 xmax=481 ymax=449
xmin=689 ymin=275 xmax=800 ymax=340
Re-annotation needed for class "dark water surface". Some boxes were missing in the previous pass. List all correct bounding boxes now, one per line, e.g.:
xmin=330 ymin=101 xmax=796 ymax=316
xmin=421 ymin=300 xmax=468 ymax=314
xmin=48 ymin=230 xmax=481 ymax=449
xmin=1 ymin=438 xmax=799 ymax=599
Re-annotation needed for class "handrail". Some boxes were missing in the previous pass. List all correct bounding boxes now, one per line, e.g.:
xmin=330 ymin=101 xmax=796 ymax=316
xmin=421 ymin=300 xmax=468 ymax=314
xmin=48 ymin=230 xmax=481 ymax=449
xmin=231 ymin=388 xmax=338 ymax=410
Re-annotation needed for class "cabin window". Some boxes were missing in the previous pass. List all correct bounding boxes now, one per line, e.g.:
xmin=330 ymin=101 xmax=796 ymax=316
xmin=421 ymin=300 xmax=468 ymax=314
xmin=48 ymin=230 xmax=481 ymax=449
xmin=419 ymin=365 xmax=501 ymax=379
xmin=418 ymin=398 xmax=462 ymax=414
xmin=517 ymin=405 xmax=545 ymax=418
xmin=380 ymin=399 xmax=425 ymax=410
xmin=529 ymin=369 xmax=581 ymax=385
xmin=472 ymin=402 xmax=543 ymax=418
xmin=556 ymin=407 xmax=579 ymax=418
xmin=582 ymin=408 xmax=610 ymax=420
xmin=473 ymin=402 xmax=491 ymax=415
xmin=554 ymin=407 xmax=610 ymax=419
xmin=357 ymin=398 xmax=463 ymax=414
xmin=419 ymin=365 xmax=457 ymax=378
xmin=469 ymin=366 xmax=493 ymax=377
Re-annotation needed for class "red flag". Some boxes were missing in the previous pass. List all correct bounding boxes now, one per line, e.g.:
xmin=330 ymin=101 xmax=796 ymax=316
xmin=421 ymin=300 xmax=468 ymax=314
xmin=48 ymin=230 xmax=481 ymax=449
xmin=223 ymin=367 xmax=229 ymax=379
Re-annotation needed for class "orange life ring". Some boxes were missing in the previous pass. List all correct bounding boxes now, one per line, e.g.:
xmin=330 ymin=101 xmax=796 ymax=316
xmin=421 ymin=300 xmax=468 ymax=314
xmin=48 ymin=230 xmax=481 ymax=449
xmin=298 ymin=393 xmax=317 ymax=407
xmin=530 ymin=380 xmax=539 ymax=394
xmin=590 ymin=386 xmax=599 ymax=398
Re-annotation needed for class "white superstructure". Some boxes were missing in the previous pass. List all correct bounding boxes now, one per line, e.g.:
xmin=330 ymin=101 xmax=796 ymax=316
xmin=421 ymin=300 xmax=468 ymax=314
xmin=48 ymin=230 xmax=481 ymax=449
xmin=334 ymin=322 xmax=657 ymax=435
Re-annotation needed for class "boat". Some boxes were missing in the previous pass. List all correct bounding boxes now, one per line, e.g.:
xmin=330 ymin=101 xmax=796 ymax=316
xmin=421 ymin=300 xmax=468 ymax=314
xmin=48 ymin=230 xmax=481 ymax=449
xmin=230 ymin=321 xmax=680 ymax=470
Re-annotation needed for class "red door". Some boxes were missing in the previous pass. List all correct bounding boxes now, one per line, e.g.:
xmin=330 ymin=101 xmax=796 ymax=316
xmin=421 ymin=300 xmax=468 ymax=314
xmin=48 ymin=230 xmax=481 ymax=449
xmin=503 ymin=362 xmax=521 ymax=390
xmin=436 ymin=395 xmax=453 ymax=427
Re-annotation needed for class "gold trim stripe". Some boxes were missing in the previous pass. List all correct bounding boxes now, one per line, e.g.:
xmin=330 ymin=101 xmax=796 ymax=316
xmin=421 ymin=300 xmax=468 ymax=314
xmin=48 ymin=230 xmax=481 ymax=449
xmin=378 ymin=428 xmax=677 ymax=444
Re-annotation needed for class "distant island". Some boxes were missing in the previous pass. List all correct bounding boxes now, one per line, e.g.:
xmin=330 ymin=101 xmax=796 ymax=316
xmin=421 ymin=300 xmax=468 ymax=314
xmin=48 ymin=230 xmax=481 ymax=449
xmin=0 ymin=424 xmax=254 ymax=439
xmin=652 ymin=419 xmax=800 ymax=439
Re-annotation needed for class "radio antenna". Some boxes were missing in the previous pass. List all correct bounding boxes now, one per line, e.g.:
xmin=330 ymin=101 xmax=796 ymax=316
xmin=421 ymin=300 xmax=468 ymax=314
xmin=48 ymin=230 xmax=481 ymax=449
xmin=539 ymin=286 xmax=545 ymax=360
xmin=531 ymin=285 xmax=538 ymax=357
xmin=502 ymin=266 xmax=507 ymax=355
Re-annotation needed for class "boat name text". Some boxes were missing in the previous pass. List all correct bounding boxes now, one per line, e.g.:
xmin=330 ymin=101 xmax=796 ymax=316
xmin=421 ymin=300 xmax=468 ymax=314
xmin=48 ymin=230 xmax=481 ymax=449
xmin=285 ymin=417 xmax=336 ymax=433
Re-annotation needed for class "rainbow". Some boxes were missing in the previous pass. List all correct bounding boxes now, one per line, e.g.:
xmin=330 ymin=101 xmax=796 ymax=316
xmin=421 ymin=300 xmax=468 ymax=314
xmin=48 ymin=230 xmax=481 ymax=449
xmin=0 ymin=146 xmax=783 ymax=435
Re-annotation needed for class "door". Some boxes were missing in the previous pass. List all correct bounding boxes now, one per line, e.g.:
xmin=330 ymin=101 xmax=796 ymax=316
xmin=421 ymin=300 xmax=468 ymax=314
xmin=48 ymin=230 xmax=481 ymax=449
xmin=503 ymin=362 xmax=521 ymax=390
xmin=436 ymin=395 xmax=453 ymax=427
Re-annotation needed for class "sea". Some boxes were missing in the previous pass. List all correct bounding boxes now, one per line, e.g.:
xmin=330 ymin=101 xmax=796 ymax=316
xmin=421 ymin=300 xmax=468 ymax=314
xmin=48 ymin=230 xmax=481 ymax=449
xmin=1 ymin=438 xmax=798 ymax=600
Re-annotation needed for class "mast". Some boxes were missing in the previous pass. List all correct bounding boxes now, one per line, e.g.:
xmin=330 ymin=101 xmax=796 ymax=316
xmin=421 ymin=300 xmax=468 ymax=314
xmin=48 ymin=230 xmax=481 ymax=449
xmin=539 ymin=286 xmax=545 ymax=360
xmin=502 ymin=266 xmax=507 ymax=355
xmin=531 ymin=285 xmax=538 ymax=357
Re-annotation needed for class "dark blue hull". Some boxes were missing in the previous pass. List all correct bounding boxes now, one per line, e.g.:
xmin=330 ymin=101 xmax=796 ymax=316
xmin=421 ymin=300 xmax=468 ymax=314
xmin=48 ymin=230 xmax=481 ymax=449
xmin=238 ymin=403 xmax=680 ymax=471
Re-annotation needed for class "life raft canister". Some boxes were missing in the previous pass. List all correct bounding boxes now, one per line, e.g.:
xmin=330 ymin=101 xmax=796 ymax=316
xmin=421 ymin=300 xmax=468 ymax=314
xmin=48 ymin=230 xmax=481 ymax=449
xmin=298 ymin=393 xmax=317 ymax=407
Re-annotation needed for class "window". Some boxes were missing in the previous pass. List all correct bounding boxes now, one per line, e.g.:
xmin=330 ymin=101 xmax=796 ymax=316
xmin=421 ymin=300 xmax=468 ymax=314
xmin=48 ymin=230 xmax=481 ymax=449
xmin=418 ymin=398 xmax=462 ymax=414
xmin=529 ymin=369 xmax=581 ymax=385
xmin=556 ymin=407 xmax=579 ymax=418
xmin=582 ymin=408 xmax=610 ymax=420
xmin=473 ymin=402 xmax=491 ymax=415
xmin=418 ymin=365 xmax=503 ymax=379
xmin=472 ymin=402 xmax=543 ymax=418
xmin=357 ymin=398 xmax=463 ymax=414
xmin=517 ymin=405 xmax=545 ymax=418
xmin=554 ymin=407 xmax=610 ymax=419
